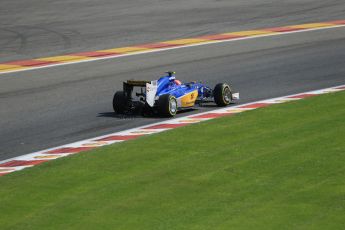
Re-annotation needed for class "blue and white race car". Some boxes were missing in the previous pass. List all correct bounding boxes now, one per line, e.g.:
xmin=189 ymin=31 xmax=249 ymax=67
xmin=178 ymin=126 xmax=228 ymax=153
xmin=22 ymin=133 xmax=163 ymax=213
xmin=113 ymin=71 xmax=239 ymax=117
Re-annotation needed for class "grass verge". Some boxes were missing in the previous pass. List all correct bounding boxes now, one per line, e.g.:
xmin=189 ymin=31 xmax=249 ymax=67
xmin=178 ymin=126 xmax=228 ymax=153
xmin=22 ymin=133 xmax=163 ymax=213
xmin=1 ymin=91 xmax=345 ymax=229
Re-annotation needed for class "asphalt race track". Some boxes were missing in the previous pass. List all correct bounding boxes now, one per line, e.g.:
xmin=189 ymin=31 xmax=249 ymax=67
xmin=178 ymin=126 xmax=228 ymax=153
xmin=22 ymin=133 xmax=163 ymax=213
xmin=1 ymin=0 xmax=345 ymax=160
xmin=1 ymin=0 xmax=345 ymax=63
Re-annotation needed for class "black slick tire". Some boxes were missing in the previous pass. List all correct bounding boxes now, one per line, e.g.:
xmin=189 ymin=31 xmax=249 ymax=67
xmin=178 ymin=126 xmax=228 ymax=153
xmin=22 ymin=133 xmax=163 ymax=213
xmin=113 ymin=91 xmax=127 ymax=114
xmin=213 ymin=83 xmax=232 ymax=106
xmin=157 ymin=94 xmax=178 ymax=117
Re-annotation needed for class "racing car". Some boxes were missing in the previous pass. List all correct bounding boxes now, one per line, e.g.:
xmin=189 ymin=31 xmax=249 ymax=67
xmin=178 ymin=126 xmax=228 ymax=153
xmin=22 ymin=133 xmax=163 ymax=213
xmin=113 ymin=71 xmax=239 ymax=117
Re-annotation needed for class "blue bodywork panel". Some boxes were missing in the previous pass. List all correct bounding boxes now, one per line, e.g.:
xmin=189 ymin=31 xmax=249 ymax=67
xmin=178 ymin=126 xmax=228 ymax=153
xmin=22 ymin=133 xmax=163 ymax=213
xmin=155 ymin=75 xmax=211 ymax=100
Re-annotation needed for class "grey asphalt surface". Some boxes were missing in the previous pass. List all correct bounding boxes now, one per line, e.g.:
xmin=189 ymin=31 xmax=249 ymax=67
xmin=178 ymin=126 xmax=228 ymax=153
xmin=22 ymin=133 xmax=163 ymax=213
xmin=1 ymin=0 xmax=345 ymax=161
xmin=1 ymin=27 xmax=345 ymax=161
xmin=1 ymin=0 xmax=345 ymax=62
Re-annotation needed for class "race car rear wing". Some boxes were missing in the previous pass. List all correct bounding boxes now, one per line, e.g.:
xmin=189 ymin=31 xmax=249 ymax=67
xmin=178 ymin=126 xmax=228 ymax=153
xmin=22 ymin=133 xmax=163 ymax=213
xmin=123 ymin=80 xmax=151 ymax=98
xmin=122 ymin=80 xmax=158 ymax=107
xmin=124 ymin=80 xmax=151 ymax=87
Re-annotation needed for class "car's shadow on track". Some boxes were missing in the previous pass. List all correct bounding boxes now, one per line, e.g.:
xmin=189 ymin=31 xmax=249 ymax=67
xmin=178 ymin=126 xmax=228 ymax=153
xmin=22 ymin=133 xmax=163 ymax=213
xmin=97 ymin=112 xmax=166 ymax=119
xmin=199 ymin=104 xmax=218 ymax=108
xmin=97 ymin=112 xmax=144 ymax=119
xmin=97 ymin=108 xmax=199 ymax=119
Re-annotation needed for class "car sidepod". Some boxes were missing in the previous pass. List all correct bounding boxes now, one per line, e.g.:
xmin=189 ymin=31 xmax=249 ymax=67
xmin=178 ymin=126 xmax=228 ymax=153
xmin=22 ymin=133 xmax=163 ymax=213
xmin=177 ymin=89 xmax=198 ymax=108
xmin=156 ymin=84 xmax=199 ymax=109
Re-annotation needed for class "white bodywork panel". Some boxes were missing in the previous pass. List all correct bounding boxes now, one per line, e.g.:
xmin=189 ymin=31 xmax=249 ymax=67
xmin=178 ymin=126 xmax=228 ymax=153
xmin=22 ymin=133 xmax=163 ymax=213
xmin=146 ymin=80 xmax=158 ymax=107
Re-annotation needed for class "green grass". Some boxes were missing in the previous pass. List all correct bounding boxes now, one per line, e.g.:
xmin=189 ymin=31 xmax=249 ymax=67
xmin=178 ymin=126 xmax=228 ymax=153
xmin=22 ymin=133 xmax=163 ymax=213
xmin=1 ymin=91 xmax=345 ymax=230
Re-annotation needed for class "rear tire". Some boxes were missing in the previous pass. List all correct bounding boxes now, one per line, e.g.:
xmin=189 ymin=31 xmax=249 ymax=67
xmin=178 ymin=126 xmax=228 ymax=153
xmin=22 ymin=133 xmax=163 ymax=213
xmin=157 ymin=94 xmax=178 ymax=117
xmin=113 ymin=91 xmax=127 ymax=114
xmin=214 ymin=83 xmax=232 ymax=106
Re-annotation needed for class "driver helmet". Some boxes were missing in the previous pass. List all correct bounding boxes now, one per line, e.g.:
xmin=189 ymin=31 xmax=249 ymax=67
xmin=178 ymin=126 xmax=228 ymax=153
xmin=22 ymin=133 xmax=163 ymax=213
xmin=174 ymin=79 xmax=182 ymax=85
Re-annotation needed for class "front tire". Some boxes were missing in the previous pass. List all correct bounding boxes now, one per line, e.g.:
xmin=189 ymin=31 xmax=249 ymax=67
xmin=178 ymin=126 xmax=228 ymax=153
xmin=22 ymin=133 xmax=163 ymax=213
xmin=113 ymin=91 xmax=127 ymax=114
xmin=213 ymin=83 xmax=232 ymax=106
xmin=157 ymin=94 xmax=178 ymax=117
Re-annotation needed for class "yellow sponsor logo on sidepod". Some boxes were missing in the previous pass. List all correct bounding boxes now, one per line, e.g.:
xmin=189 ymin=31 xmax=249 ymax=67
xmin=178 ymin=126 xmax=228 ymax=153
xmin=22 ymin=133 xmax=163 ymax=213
xmin=181 ymin=90 xmax=198 ymax=107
